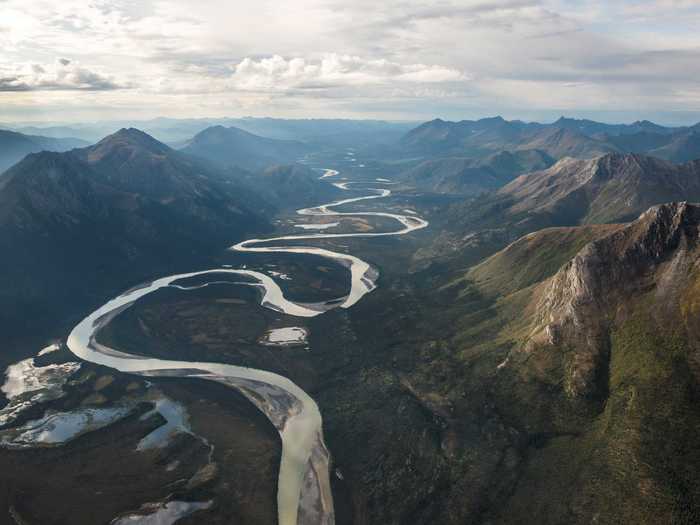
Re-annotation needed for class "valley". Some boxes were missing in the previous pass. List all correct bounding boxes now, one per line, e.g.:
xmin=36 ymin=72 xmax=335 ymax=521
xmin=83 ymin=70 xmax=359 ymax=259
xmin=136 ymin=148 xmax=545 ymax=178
xmin=2 ymin=117 xmax=700 ymax=525
xmin=5 ymin=3 xmax=700 ymax=523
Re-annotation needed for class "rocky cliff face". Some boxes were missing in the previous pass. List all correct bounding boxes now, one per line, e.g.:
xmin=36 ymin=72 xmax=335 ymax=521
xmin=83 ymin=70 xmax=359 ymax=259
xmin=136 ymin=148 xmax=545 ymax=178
xmin=523 ymin=202 xmax=700 ymax=397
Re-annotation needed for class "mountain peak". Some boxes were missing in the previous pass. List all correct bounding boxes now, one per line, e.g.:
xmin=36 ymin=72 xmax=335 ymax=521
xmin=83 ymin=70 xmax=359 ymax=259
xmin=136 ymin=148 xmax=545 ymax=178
xmin=86 ymin=128 xmax=170 ymax=162
xmin=593 ymin=151 xmax=671 ymax=174
xmin=196 ymin=125 xmax=250 ymax=137
xmin=524 ymin=201 xmax=700 ymax=397
xmin=479 ymin=115 xmax=506 ymax=123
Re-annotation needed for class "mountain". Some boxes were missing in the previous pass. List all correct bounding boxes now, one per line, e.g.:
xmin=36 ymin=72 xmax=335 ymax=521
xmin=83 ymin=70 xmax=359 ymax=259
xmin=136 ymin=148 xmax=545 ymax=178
xmin=400 ymin=117 xmax=700 ymax=164
xmin=0 ymin=128 xmax=270 ymax=340
xmin=551 ymin=116 xmax=676 ymax=136
xmin=399 ymin=117 xmax=539 ymax=157
xmin=222 ymin=117 xmax=417 ymax=147
xmin=647 ymin=129 xmax=700 ymax=163
xmin=398 ymin=149 xmax=554 ymax=194
xmin=327 ymin=201 xmax=700 ymax=524
xmin=0 ymin=129 xmax=88 ymax=173
xmin=400 ymin=202 xmax=700 ymax=523
xmin=12 ymin=118 xmax=417 ymax=146
xmin=502 ymin=153 xmax=700 ymax=225
xmin=504 ymin=202 xmax=700 ymax=522
xmin=515 ymin=126 xmax=617 ymax=158
xmin=603 ymin=130 xmax=675 ymax=153
xmin=180 ymin=125 xmax=311 ymax=170
xmin=490 ymin=203 xmax=700 ymax=521
xmin=518 ymin=201 xmax=700 ymax=396
xmin=237 ymin=164 xmax=344 ymax=209
xmin=400 ymin=117 xmax=617 ymax=160
xmin=601 ymin=128 xmax=700 ymax=163
xmin=414 ymin=153 xmax=700 ymax=269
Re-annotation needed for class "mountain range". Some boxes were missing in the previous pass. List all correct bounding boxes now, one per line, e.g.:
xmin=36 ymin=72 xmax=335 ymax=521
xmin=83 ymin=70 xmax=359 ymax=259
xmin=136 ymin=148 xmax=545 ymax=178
xmin=394 ymin=202 xmax=700 ymax=523
xmin=400 ymin=116 xmax=700 ymax=164
xmin=414 ymin=152 xmax=700 ymax=268
xmin=0 ymin=128 xmax=271 ymax=340
xmin=9 ymin=117 xmax=417 ymax=147
xmin=0 ymin=129 xmax=88 ymax=173
xmin=398 ymin=149 xmax=554 ymax=194
xmin=4 ymin=115 xmax=700 ymax=524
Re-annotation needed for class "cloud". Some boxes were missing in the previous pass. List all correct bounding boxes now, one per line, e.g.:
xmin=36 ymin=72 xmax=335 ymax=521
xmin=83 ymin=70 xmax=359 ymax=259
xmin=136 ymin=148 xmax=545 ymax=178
xmin=0 ymin=58 xmax=124 ymax=91
xmin=1 ymin=0 xmax=700 ymax=123
xmin=229 ymin=54 xmax=466 ymax=92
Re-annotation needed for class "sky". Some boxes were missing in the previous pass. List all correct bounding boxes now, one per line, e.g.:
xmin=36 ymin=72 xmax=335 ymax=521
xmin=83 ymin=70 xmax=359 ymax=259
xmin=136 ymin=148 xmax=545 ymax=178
xmin=1 ymin=0 xmax=700 ymax=125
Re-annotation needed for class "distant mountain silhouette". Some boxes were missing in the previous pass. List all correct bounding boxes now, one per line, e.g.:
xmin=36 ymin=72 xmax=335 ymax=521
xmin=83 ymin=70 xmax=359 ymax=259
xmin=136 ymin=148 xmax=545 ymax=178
xmin=0 ymin=129 xmax=88 ymax=173
xmin=400 ymin=116 xmax=700 ymax=163
xmin=181 ymin=125 xmax=311 ymax=170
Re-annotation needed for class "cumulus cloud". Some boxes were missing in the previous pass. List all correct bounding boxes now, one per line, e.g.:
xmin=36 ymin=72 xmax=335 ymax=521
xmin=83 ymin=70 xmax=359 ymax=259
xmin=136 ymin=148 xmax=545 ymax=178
xmin=229 ymin=54 xmax=466 ymax=91
xmin=0 ymin=58 xmax=123 ymax=91
xmin=1 ymin=0 xmax=700 ymax=122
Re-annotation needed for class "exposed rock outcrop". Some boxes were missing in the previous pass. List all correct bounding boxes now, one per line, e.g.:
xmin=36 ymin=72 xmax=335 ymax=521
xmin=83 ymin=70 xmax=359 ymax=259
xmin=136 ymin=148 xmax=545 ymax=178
xmin=523 ymin=202 xmax=700 ymax=397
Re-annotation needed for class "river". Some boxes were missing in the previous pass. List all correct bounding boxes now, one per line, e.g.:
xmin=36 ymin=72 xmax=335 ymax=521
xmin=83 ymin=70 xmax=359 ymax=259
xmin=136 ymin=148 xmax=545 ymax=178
xmin=66 ymin=168 xmax=428 ymax=525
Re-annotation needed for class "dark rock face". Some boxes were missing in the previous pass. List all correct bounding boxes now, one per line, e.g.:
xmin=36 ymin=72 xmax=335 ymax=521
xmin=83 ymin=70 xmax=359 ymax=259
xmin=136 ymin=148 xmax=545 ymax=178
xmin=524 ymin=202 xmax=700 ymax=397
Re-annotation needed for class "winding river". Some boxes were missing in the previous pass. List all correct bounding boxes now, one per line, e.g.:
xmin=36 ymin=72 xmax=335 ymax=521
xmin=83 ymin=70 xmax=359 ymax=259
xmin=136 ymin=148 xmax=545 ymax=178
xmin=66 ymin=168 xmax=428 ymax=525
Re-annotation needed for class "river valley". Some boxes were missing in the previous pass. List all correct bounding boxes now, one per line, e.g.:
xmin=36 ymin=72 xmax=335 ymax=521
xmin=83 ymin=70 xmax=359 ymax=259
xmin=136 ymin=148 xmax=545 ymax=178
xmin=64 ymin=168 xmax=428 ymax=525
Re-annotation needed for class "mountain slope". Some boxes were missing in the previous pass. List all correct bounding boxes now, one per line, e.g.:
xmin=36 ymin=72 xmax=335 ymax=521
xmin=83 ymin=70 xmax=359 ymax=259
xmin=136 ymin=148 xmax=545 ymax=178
xmin=413 ymin=153 xmax=700 ymax=270
xmin=399 ymin=116 xmax=615 ymax=159
xmin=181 ymin=125 xmax=310 ymax=170
xmin=399 ymin=117 xmax=542 ymax=157
xmin=367 ymin=203 xmax=700 ymax=523
xmin=0 ymin=129 xmax=271 ymax=340
xmin=551 ymin=116 xmax=676 ymax=136
xmin=400 ymin=117 xmax=700 ymax=163
xmin=648 ymin=129 xmax=700 ymax=163
xmin=0 ymin=129 xmax=88 ymax=173
xmin=237 ymin=164 xmax=344 ymax=209
xmin=515 ymin=126 xmax=617 ymax=159
xmin=399 ymin=149 xmax=554 ymax=194
xmin=490 ymin=203 xmax=700 ymax=523
xmin=510 ymin=203 xmax=700 ymax=522
xmin=503 ymin=153 xmax=700 ymax=224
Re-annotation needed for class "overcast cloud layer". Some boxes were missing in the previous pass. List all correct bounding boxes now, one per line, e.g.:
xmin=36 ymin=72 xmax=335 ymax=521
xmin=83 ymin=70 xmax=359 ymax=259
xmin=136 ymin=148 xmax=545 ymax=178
xmin=1 ymin=0 xmax=700 ymax=124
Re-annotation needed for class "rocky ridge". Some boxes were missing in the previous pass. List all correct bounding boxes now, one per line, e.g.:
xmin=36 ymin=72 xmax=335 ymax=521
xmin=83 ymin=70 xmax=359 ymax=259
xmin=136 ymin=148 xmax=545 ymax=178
xmin=522 ymin=202 xmax=700 ymax=396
